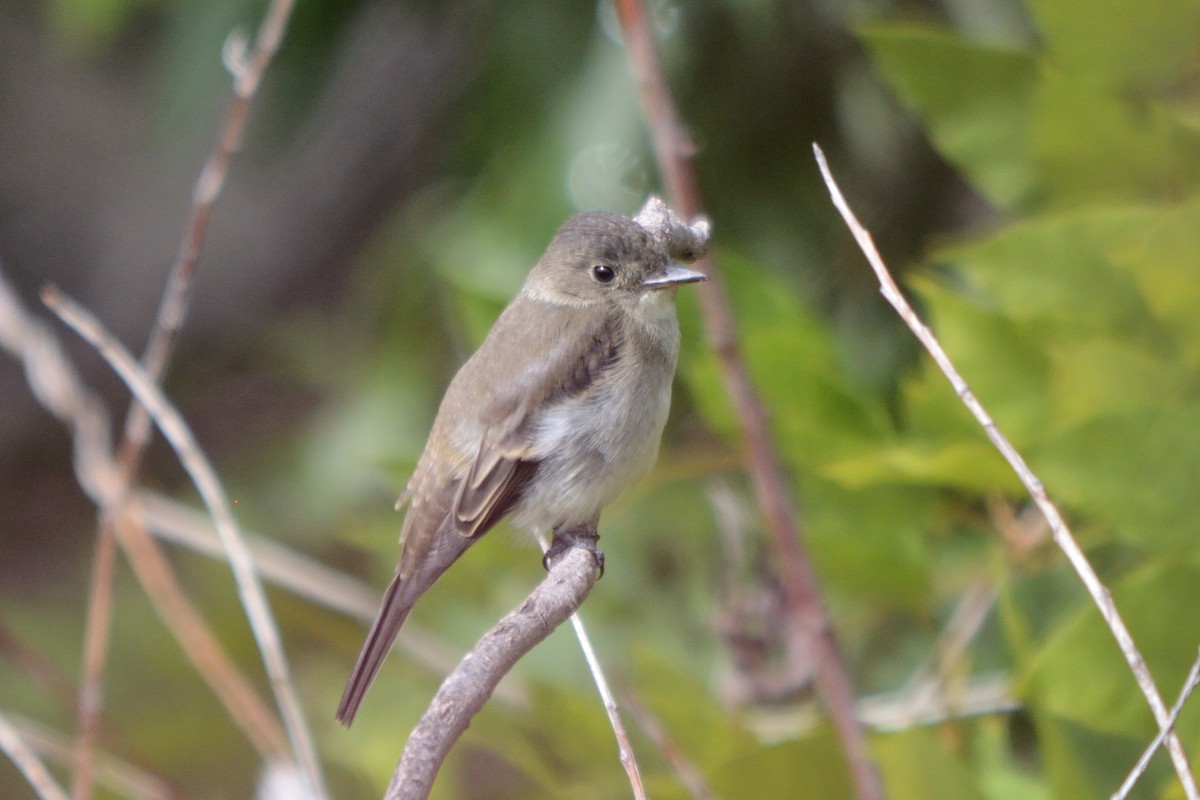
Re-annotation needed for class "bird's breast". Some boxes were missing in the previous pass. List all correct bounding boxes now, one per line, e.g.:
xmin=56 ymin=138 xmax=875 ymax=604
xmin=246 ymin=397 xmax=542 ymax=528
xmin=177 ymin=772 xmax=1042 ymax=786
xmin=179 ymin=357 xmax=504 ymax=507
xmin=513 ymin=313 xmax=680 ymax=531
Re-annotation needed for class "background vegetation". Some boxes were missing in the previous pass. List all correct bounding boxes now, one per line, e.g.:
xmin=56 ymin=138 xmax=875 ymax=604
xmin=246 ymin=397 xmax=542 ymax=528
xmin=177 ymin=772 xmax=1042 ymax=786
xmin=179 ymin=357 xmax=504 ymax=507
xmin=3 ymin=0 xmax=1200 ymax=797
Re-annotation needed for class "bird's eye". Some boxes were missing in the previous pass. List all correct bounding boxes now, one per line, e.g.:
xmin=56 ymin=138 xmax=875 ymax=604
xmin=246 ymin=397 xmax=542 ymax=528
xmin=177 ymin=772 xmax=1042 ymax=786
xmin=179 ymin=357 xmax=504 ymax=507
xmin=591 ymin=264 xmax=615 ymax=284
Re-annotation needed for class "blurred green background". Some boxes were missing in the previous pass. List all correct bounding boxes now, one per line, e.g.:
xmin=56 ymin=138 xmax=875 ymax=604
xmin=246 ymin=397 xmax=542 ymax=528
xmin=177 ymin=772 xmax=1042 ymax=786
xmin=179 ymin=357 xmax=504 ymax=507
xmin=3 ymin=0 xmax=1200 ymax=797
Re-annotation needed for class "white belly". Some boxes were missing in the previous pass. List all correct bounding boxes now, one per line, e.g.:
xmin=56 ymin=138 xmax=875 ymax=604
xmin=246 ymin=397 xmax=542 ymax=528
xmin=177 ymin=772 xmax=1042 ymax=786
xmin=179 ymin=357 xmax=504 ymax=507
xmin=511 ymin=322 xmax=677 ymax=532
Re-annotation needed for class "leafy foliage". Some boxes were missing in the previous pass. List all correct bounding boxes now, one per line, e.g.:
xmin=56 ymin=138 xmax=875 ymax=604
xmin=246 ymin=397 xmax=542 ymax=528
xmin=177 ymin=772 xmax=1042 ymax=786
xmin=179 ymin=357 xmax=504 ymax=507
xmin=849 ymin=3 xmax=1200 ymax=796
xmin=6 ymin=0 xmax=1200 ymax=797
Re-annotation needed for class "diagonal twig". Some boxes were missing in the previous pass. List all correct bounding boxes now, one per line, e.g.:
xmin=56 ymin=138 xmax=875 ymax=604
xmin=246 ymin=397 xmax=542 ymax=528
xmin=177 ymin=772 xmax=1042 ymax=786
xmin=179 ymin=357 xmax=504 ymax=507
xmin=72 ymin=0 xmax=301 ymax=793
xmin=6 ymin=712 xmax=179 ymax=800
xmin=43 ymin=286 xmax=328 ymax=800
xmin=813 ymin=141 xmax=1198 ymax=800
xmin=385 ymin=546 xmax=601 ymax=800
xmin=0 ymin=267 xmax=289 ymax=769
xmin=619 ymin=687 xmax=718 ymax=800
xmin=535 ymin=533 xmax=646 ymax=800
xmin=1114 ymin=648 xmax=1200 ymax=800
xmin=0 ymin=709 xmax=70 ymax=800
xmin=134 ymin=488 xmax=521 ymax=704
xmin=612 ymin=4 xmax=883 ymax=798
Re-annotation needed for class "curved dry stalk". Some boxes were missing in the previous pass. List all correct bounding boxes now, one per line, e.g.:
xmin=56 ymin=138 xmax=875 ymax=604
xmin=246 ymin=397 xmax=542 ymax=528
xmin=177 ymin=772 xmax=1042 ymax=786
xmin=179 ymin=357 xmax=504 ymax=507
xmin=113 ymin=509 xmax=290 ymax=758
xmin=620 ymin=689 xmax=717 ymax=800
xmin=535 ymin=533 xmax=646 ymax=800
xmin=126 ymin=0 xmax=297 ymax=449
xmin=1114 ymin=648 xmax=1200 ymax=800
xmin=73 ymin=0 xmax=300 ymax=792
xmin=6 ymin=713 xmax=177 ymax=800
xmin=0 ymin=269 xmax=290 ymax=767
xmin=135 ymin=488 xmax=524 ymax=704
xmin=385 ymin=546 xmax=601 ymax=800
xmin=813 ymin=142 xmax=1198 ymax=799
xmin=0 ymin=709 xmax=70 ymax=800
xmin=612 ymin=4 xmax=882 ymax=798
xmin=43 ymin=287 xmax=328 ymax=800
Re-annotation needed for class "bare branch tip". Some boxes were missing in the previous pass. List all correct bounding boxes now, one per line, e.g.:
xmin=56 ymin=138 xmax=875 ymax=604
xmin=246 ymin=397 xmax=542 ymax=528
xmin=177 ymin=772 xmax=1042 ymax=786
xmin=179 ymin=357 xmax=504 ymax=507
xmin=39 ymin=283 xmax=61 ymax=308
xmin=222 ymin=29 xmax=252 ymax=84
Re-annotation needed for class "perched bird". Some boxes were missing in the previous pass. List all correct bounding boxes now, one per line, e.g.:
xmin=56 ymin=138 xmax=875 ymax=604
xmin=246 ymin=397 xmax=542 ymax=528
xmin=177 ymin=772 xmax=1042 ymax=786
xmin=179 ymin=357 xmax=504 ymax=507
xmin=337 ymin=209 xmax=706 ymax=725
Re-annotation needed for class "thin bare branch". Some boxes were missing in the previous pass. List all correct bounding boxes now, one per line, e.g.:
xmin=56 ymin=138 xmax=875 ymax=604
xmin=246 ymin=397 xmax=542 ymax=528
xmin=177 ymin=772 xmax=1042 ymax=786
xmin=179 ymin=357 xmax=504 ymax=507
xmin=620 ymin=689 xmax=718 ymax=800
xmin=857 ymin=673 xmax=1017 ymax=732
xmin=0 ymin=270 xmax=118 ymax=504
xmin=535 ymin=533 xmax=645 ymax=800
xmin=73 ymin=517 xmax=120 ymax=800
xmin=43 ymin=286 xmax=328 ymax=800
xmin=135 ymin=489 xmax=518 ymax=703
xmin=0 ymin=267 xmax=293 ymax=770
xmin=0 ymin=709 xmax=70 ymax=800
xmin=126 ymin=0 xmax=297 ymax=451
xmin=897 ymin=579 xmax=996 ymax=714
xmin=813 ymin=141 xmax=1198 ymax=799
xmin=385 ymin=546 xmax=600 ymax=800
xmin=1114 ymin=648 xmax=1200 ymax=800
xmin=134 ymin=487 xmax=535 ymax=705
xmin=7 ymin=713 xmax=178 ymax=800
xmin=113 ymin=508 xmax=289 ymax=757
xmin=612 ymin=5 xmax=882 ymax=798
xmin=73 ymin=0 xmax=299 ymax=789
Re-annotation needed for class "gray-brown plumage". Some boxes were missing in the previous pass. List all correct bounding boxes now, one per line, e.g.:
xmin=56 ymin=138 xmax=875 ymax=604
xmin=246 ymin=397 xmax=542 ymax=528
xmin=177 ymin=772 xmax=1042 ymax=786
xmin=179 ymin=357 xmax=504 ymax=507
xmin=336 ymin=211 xmax=705 ymax=725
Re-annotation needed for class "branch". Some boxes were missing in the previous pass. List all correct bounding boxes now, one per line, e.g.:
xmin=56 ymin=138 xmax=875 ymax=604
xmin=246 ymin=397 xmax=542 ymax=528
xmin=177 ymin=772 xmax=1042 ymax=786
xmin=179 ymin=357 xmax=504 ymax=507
xmin=813 ymin=141 xmax=1198 ymax=800
xmin=620 ymin=688 xmax=717 ymax=800
xmin=1114 ymin=648 xmax=1200 ymax=800
xmin=42 ymin=287 xmax=328 ymax=800
xmin=74 ymin=0 xmax=300 ymax=793
xmin=3 ymin=713 xmax=177 ymax=800
xmin=0 ymin=267 xmax=290 ymax=765
xmin=613 ymin=4 xmax=883 ymax=799
xmin=127 ymin=0 xmax=297 ymax=440
xmin=534 ymin=533 xmax=646 ymax=800
xmin=0 ymin=709 xmax=70 ymax=800
xmin=385 ymin=546 xmax=601 ymax=800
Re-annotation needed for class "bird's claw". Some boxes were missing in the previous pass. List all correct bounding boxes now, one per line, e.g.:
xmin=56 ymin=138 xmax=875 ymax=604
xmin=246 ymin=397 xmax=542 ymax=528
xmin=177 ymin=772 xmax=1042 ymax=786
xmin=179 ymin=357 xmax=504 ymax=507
xmin=543 ymin=526 xmax=605 ymax=578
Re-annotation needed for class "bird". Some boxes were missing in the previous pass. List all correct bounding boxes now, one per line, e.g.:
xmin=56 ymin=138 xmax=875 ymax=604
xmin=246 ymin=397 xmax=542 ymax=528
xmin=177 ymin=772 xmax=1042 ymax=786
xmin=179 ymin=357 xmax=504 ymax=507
xmin=336 ymin=209 xmax=706 ymax=726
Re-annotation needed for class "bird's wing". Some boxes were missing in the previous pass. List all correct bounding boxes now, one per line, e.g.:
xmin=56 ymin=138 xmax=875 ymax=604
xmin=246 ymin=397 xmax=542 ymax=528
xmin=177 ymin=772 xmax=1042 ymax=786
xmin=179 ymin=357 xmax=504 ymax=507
xmin=338 ymin=300 xmax=621 ymax=726
xmin=444 ymin=297 xmax=622 ymax=539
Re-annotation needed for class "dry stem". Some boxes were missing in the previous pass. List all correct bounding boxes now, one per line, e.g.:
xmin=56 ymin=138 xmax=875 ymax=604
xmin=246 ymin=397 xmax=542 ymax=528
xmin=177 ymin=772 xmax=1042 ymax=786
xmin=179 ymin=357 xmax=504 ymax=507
xmin=813 ymin=141 xmax=1197 ymax=799
xmin=0 ymin=710 xmax=70 ymax=800
xmin=44 ymin=286 xmax=328 ymax=800
xmin=385 ymin=546 xmax=600 ymax=800
xmin=613 ymin=3 xmax=882 ymax=798
xmin=70 ymin=0 xmax=301 ymax=794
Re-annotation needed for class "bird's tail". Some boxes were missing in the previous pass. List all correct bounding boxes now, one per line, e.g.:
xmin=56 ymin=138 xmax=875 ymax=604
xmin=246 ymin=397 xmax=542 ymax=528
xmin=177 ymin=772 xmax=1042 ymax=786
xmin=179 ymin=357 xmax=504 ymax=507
xmin=336 ymin=572 xmax=415 ymax=726
xmin=337 ymin=526 xmax=480 ymax=726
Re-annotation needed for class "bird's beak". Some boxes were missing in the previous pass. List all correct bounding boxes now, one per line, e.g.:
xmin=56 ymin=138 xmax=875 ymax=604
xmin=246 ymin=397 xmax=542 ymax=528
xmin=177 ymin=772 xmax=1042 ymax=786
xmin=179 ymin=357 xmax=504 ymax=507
xmin=641 ymin=264 xmax=707 ymax=289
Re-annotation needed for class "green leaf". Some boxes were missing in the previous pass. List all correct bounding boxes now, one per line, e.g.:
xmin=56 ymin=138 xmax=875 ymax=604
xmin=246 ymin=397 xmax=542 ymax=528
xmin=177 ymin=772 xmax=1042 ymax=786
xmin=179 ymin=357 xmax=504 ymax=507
xmin=1032 ymin=713 xmax=1149 ymax=800
xmin=1112 ymin=197 xmax=1200 ymax=364
xmin=876 ymin=727 xmax=986 ymax=800
xmin=708 ymin=726 xmax=854 ymax=798
xmin=1026 ymin=0 xmax=1200 ymax=92
xmin=904 ymin=275 xmax=1053 ymax=449
xmin=804 ymin=480 xmax=935 ymax=609
xmin=1022 ymin=556 xmax=1200 ymax=741
xmin=824 ymin=439 xmax=1019 ymax=493
xmin=680 ymin=250 xmax=891 ymax=466
xmin=627 ymin=648 xmax=755 ymax=771
xmin=1046 ymin=339 xmax=1185 ymax=429
xmin=1031 ymin=71 xmax=1197 ymax=204
xmin=48 ymin=0 xmax=149 ymax=51
xmin=861 ymin=24 xmax=1039 ymax=210
xmin=1031 ymin=407 xmax=1200 ymax=546
xmin=932 ymin=205 xmax=1159 ymax=337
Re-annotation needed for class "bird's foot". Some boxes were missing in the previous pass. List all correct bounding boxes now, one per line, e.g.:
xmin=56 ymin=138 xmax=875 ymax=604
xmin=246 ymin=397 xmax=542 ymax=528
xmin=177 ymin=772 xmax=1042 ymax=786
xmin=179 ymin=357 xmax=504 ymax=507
xmin=543 ymin=525 xmax=604 ymax=578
